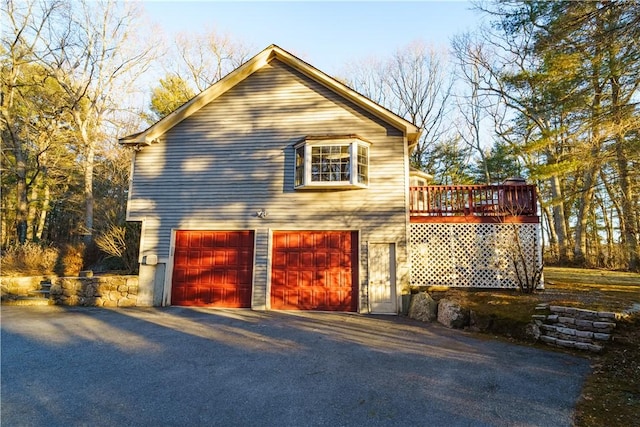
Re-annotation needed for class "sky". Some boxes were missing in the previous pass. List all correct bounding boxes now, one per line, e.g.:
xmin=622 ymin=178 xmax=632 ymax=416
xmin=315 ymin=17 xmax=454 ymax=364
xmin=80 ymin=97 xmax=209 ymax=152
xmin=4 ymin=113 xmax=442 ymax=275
xmin=142 ymin=1 xmax=485 ymax=75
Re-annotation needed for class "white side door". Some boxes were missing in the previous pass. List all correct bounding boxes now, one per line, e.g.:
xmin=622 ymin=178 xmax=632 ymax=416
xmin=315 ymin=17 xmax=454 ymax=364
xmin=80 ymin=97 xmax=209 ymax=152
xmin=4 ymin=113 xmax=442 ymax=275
xmin=368 ymin=243 xmax=396 ymax=314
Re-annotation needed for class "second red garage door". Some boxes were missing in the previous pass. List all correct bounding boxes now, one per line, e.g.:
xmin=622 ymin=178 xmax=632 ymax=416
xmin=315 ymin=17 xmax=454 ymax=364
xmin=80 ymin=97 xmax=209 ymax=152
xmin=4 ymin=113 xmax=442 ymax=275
xmin=172 ymin=231 xmax=254 ymax=307
xmin=271 ymin=231 xmax=358 ymax=311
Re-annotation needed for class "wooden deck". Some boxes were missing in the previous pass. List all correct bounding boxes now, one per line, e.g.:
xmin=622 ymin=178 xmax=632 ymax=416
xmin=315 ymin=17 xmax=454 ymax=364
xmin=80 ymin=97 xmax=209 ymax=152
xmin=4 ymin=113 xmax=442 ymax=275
xmin=409 ymin=184 xmax=539 ymax=223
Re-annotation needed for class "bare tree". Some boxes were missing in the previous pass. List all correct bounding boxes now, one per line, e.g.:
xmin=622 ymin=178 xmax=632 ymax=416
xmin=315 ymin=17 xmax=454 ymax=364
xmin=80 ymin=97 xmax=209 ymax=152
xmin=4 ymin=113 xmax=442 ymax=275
xmin=37 ymin=0 xmax=158 ymax=244
xmin=342 ymin=56 xmax=390 ymax=106
xmin=386 ymin=41 xmax=455 ymax=170
xmin=344 ymin=41 xmax=454 ymax=172
xmin=451 ymin=32 xmax=494 ymax=184
xmin=171 ymin=28 xmax=253 ymax=93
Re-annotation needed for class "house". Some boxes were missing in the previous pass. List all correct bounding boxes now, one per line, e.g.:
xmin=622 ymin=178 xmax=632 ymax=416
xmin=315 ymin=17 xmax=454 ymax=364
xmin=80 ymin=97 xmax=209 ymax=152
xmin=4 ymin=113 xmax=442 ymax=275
xmin=120 ymin=45 xmax=421 ymax=313
xmin=121 ymin=45 xmax=542 ymax=312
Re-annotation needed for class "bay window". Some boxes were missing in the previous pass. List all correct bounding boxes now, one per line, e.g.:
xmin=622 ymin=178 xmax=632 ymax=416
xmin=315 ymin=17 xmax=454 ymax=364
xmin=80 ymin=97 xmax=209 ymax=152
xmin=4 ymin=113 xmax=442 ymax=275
xmin=294 ymin=136 xmax=370 ymax=189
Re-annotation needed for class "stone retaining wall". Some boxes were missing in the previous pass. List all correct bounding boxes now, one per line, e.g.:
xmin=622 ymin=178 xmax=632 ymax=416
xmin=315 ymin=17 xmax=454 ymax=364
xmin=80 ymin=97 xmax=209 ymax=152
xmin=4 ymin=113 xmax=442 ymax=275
xmin=1 ymin=275 xmax=138 ymax=307
xmin=532 ymin=304 xmax=618 ymax=352
xmin=50 ymin=276 xmax=139 ymax=307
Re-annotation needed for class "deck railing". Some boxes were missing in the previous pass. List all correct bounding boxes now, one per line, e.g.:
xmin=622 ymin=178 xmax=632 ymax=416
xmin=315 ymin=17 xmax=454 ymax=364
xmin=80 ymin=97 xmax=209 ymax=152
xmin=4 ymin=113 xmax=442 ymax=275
xmin=410 ymin=184 xmax=538 ymax=217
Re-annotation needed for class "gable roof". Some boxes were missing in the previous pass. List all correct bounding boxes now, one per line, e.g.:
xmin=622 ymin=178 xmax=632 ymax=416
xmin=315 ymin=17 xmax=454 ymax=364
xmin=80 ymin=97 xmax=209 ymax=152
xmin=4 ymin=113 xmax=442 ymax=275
xmin=120 ymin=44 xmax=421 ymax=146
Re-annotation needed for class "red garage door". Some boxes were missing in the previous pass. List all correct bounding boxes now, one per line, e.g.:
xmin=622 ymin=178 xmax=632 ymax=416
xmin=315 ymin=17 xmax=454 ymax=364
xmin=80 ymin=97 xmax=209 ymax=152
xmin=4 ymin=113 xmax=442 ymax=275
xmin=172 ymin=231 xmax=254 ymax=307
xmin=271 ymin=231 xmax=357 ymax=311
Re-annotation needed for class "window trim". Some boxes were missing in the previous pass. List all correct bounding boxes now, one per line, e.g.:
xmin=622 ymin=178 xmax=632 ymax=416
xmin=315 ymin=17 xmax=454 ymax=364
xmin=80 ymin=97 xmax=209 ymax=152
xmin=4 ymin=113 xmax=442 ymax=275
xmin=294 ymin=136 xmax=370 ymax=189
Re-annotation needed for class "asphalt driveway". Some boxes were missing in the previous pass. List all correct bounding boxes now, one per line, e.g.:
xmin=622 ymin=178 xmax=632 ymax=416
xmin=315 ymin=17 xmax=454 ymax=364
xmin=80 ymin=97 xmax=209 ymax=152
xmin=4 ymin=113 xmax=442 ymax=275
xmin=1 ymin=306 xmax=591 ymax=427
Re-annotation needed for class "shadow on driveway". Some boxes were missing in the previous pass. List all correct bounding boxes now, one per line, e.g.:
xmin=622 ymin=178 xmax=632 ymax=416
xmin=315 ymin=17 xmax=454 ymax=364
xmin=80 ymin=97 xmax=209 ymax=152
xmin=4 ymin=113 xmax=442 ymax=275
xmin=1 ymin=306 xmax=591 ymax=426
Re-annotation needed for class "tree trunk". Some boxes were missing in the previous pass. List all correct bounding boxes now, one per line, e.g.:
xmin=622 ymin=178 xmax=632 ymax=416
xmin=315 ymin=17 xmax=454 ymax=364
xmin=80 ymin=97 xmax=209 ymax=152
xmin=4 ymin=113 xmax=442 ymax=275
xmin=574 ymin=167 xmax=598 ymax=265
xmin=549 ymin=175 xmax=570 ymax=263
xmin=83 ymin=142 xmax=95 ymax=246
xmin=36 ymin=183 xmax=50 ymax=241
xmin=13 ymin=143 xmax=28 ymax=244
xmin=615 ymin=142 xmax=639 ymax=271
xmin=73 ymin=111 xmax=95 ymax=246
xmin=596 ymin=192 xmax=614 ymax=268
xmin=540 ymin=203 xmax=558 ymax=262
xmin=27 ymin=178 xmax=39 ymax=241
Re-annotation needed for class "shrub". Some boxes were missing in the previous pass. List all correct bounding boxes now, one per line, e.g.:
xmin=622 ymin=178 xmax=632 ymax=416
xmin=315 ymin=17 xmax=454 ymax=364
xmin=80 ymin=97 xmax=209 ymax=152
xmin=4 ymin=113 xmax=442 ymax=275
xmin=95 ymin=222 xmax=140 ymax=274
xmin=0 ymin=243 xmax=59 ymax=276
xmin=56 ymin=244 xmax=85 ymax=276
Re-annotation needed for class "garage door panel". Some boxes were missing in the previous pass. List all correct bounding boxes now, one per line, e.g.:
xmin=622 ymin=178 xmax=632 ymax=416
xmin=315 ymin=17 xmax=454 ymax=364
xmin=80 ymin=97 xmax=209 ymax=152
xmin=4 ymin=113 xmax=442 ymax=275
xmin=199 ymin=270 xmax=212 ymax=284
xmin=240 ymin=250 xmax=252 ymax=263
xmin=192 ymin=287 xmax=210 ymax=305
xmin=198 ymin=251 xmax=213 ymax=267
xmin=289 ymin=290 xmax=301 ymax=307
xmin=213 ymin=251 xmax=226 ymax=265
xmin=188 ymin=234 xmax=202 ymax=248
xmin=172 ymin=231 xmax=254 ymax=307
xmin=227 ymin=250 xmax=238 ymax=265
xmin=315 ymin=252 xmax=327 ymax=268
xmin=174 ymin=249 xmax=189 ymax=266
xmin=327 ymin=291 xmax=345 ymax=307
xmin=271 ymin=231 xmax=357 ymax=311
xmin=326 ymin=253 xmax=338 ymax=268
xmin=210 ymin=287 xmax=223 ymax=303
xmin=300 ymin=252 xmax=313 ymax=268
xmin=273 ymin=289 xmax=297 ymax=308
xmin=300 ymin=270 xmax=313 ymax=286
xmin=201 ymin=233 xmax=215 ymax=248
xmin=273 ymin=252 xmax=287 ymax=268
xmin=301 ymin=233 xmax=313 ymax=248
xmin=330 ymin=271 xmax=340 ymax=287
xmin=226 ymin=269 xmax=238 ymax=285
xmin=173 ymin=267 xmax=187 ymax=281
xmin=238 ymin=269 xmax=252 ymax=284
xmin=287 ymin=252 xmax=300 ymax=268
xmin=300 ymin=289 xmax=314 ymax=306
xmin=272 ymin=269 xmax=285 ymax=287
xmin=195 ymin=269 xmax=207 ymax=285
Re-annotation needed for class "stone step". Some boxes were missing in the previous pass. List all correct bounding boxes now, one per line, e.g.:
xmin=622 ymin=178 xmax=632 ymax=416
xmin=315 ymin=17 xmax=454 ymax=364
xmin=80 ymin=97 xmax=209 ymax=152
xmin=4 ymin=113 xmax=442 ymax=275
xmin=29 ymin=289 xmax=50 ymax=296
xmin=2 ymin=297 xmax=52 ymax=306
xmin=533 ymin=315 xmax=616 ymax=332
xmin=533 ymin=304 xmax=620 ymax=352
xmin=540 ymin=324 xmax=612 ymax=341
xmin=26 ymin=281 xmax=52 ymax=299
xmin=549 ymin=305 xmax=618 ymax=319
xmin=539 ymin=335 xmax=603 ymax=352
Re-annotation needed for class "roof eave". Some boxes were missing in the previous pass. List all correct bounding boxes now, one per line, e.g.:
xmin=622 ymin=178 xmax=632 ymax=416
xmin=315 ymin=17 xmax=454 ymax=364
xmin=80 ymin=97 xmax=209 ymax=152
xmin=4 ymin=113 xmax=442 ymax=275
xmin=119 ymin=44 xmax=422 ymax=146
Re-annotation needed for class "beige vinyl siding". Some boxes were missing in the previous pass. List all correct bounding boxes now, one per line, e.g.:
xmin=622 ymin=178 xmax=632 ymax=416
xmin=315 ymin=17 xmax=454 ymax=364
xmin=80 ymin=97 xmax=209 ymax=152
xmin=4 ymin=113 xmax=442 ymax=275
xmin=252 ymin=229 xmax=269 ymax=310
xmin=129 ymin=59 xmax=409 ymax=307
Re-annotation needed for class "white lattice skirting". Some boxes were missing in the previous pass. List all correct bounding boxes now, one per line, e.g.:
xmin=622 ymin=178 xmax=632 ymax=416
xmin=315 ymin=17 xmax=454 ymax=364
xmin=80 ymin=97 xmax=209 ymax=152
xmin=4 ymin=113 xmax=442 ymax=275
xmin=410 ymin=222 xmax=542 ymax=288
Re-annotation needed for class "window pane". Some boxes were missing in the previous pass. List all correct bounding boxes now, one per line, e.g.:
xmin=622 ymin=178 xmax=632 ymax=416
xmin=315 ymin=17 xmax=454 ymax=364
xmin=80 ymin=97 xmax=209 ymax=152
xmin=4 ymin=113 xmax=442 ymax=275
xmin=357 ymin=145 xmax=368 ymax=184
xmin=311 ymin=145 xmax=351 ymax=182
xmin=295 ymin=146 xmax=305 ymax=186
